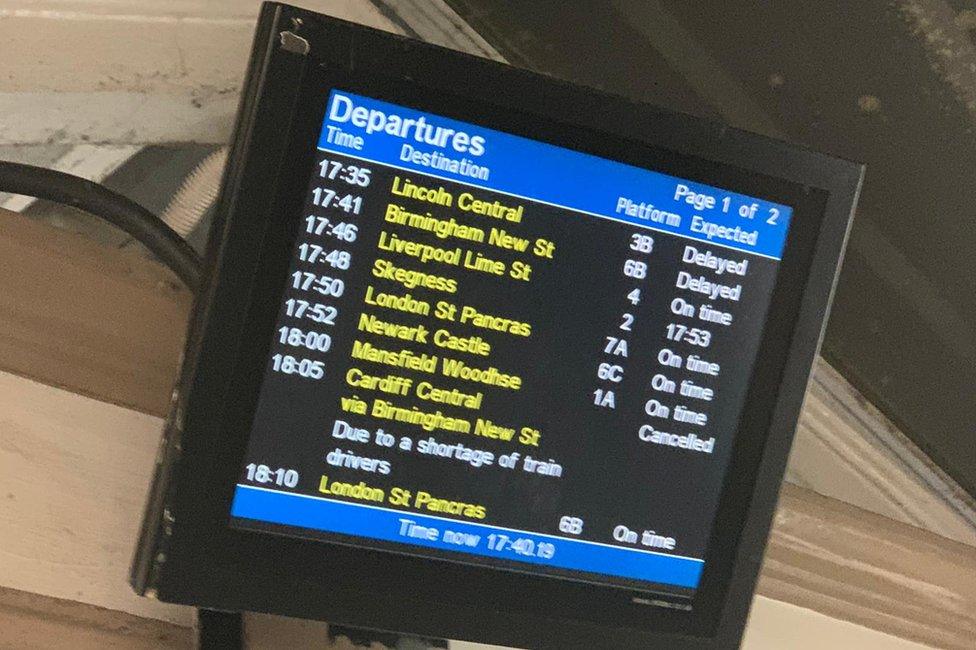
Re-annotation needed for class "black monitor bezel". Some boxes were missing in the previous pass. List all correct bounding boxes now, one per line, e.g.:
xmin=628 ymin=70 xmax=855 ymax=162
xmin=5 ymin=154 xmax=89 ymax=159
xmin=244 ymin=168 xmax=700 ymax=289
xmin=132 ymin=5 xmax=862 ymax=648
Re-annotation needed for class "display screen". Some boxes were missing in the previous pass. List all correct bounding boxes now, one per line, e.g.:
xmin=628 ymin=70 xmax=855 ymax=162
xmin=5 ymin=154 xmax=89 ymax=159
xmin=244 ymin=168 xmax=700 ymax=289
xmin=229 ymin=89 xmax=793 ymax=597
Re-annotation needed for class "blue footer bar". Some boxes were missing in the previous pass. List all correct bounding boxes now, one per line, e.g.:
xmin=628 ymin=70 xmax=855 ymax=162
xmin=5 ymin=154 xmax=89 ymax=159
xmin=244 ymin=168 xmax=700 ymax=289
xmin=230 ymin=485 xmax=703 ymax=589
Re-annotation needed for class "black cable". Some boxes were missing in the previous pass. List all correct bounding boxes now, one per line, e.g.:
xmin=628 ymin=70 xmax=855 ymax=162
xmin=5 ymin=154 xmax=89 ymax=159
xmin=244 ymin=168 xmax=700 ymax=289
xmin=0 ymin=161 xmax=202 ymax=291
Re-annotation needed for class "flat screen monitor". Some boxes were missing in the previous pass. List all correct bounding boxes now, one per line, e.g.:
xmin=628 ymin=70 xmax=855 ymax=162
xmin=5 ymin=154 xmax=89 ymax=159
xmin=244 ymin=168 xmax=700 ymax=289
xmin=132 ymin=5 xmax=862 ymax=648
xmin=231 ymin=86 xmax=792 ymax=597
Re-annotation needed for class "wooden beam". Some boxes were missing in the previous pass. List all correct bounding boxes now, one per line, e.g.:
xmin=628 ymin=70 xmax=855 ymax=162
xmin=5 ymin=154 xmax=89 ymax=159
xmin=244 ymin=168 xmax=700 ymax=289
xmin=740 ymin=598 xmax=931 ymax=650
xmin=787 ymin=358 xmax=976 ymax=546
xmin=1 ymin=211 xmax=974 ymax=646
xmin=0 ymin=369 xmax=193 ymax=626
xmin=0 ymin=209 xmax=191 ymax=416
xmin=764 ymin=484 xmax=976 ymax=648
xmin=0 ymin=586 xmax=190 ymax=649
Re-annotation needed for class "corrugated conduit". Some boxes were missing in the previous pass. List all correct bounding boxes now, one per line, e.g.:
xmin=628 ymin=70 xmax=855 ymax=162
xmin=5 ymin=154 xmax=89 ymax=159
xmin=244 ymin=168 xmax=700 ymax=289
xmin=160 ymin=148 xmax=228 ymax=238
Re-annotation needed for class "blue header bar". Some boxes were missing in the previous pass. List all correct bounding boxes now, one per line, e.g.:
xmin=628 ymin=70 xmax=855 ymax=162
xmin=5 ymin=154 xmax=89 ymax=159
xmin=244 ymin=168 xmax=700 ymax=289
xmin=319 ymin=90 xmax=792 ymax=259
xmin=232 ymin=485 xmax=703 ymax=589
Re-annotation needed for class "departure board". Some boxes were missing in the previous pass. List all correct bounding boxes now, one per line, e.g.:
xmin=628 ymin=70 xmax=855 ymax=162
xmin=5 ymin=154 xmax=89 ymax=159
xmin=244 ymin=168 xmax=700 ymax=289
xmin=229 ymin=89 xmax=794 ymax=596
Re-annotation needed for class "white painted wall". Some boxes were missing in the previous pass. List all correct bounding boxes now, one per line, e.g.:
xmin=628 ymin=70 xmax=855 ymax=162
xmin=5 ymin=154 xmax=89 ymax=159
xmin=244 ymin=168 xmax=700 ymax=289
xmin=0 ymin=1 xmax=396 ymax=144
